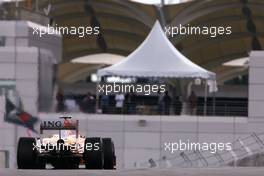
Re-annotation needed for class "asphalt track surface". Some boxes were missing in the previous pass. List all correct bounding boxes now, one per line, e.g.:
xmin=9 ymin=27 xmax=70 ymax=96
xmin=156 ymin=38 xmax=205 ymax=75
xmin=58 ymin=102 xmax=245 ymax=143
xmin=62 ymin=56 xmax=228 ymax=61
xmin=1 ymin=168 xmax=264 ymax=176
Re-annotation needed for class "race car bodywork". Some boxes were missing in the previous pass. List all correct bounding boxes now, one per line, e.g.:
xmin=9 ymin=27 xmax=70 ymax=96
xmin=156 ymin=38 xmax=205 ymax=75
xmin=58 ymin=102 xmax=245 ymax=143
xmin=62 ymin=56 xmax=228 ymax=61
xmin=17 ymin=117 xmax=116 ymax=169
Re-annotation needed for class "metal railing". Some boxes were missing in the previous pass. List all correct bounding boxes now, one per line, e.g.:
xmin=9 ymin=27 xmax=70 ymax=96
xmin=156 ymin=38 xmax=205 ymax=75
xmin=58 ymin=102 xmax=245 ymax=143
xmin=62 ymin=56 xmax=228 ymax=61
xmin=139 ymin=132 xmax=264 ymax=168
xmin=56 ymin=99 xmax=248 ymax=117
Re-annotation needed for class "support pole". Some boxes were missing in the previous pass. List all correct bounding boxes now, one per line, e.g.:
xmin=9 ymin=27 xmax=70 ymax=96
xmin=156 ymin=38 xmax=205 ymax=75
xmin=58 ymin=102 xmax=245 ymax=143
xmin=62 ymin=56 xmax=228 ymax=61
xmin=15 ymin=0 xmax=19 ymax=19
xmin=35 ymin=0 xmax=39 ymax=12
xmin=14 ymin=19 xmax=18 ymax=169
xmin=157 ymin=0 xmax=166 ymax=28
xmin=95 ymin=81 xmax=99 ymax=114
xmin=212 ymin=91 xmax=216 ymax=116
xmin=203 ymin=80 xmax=208 ymax=116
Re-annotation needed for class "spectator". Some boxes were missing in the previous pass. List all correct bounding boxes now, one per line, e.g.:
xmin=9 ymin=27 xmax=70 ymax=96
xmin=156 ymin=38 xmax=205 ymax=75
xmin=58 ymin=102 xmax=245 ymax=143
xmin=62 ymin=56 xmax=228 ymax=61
xmin=115 ymin=93 xmax=125 ymax=114
xmin=91 ymin=94 xmax=96 ymax=113
xmin=126 ymin=92 xmax=136 ymax=114
xmin=174 ymin=96 xmax=182 ymax=115
xmin=56 ymin=88 xmax=65 ymax=112
xmin=65 ymin=94 xmax=79 ymax=112
xmin=82 ymin=92 xmax=95 ymax=113
xmin=189 ymin=91 xmax=197 ymax=115
xmin=163 ymin=91 xmax=171 ymax=115
xmin=101 ymin=94 xmax=109 ymax=114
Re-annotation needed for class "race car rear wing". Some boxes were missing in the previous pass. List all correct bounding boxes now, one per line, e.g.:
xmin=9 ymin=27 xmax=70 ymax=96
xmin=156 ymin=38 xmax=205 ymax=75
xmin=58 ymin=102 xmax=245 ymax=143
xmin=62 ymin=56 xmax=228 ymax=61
xmin=40 ymin=119 xmax=79 ymax=137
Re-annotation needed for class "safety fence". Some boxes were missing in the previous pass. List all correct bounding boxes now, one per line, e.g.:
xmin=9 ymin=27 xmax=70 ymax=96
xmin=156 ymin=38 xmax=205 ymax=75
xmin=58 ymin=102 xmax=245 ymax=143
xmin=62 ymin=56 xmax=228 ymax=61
xmin=140 ymin=132 xmax=264 ymax=168
xmin=63 ymin=99 xmax=248 ymax=117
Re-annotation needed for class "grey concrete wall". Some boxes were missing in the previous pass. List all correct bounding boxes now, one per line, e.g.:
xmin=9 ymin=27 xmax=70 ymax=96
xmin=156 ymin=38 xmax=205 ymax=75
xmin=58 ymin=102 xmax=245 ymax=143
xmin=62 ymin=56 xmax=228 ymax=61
xmin=33 ymin=113 xmax=250 ymax=169
xmin=0 ymin=46 xmax=39 ymax=114
xmin=0 ymin=96 xmax=16 ymax=169
xmin=0 ymin=20 xmax=62 ymax=112
xmin=249 ymin=51 xmax=264 ymax=119
xmin=0 ymin=95 xmax=257 ymax=169
xmin=248 ymin=51 xmax=264 ymax=133
xmin=0 ymin=21 xmax=62 ymax=168
xmin=0 ymin=21 xmax=62 ymax=62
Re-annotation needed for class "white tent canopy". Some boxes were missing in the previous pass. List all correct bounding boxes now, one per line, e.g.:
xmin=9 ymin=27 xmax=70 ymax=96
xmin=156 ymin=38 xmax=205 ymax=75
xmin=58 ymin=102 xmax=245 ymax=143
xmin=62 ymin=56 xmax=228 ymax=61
xmin=97 ymin=21 xmax=216 ymax=80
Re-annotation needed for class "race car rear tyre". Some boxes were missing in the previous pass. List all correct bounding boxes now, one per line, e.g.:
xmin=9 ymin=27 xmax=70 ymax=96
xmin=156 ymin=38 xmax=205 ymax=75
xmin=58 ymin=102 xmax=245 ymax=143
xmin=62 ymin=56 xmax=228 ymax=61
xmin=102 ymin=138 xmax=116 ymax=169
xmin=83 ymin=137 xmax=104 ymax=169
xmin=17 ymin=137 xmax=44 ymax=169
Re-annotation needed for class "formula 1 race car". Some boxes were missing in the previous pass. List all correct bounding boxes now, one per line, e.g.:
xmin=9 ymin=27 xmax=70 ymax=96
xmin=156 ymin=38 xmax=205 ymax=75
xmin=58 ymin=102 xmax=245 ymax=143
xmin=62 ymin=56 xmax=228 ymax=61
xmin=17 ymin=117 xmax=116 ymax=169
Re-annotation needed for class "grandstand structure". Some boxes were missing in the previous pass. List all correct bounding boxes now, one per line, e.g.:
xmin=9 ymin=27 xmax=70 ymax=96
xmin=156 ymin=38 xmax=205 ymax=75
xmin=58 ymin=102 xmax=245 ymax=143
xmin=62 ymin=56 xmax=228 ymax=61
xmin=2 ymin=0 xmax=263 ymax=85
xmin=0 ymin=0 xmax=264 ymax=169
